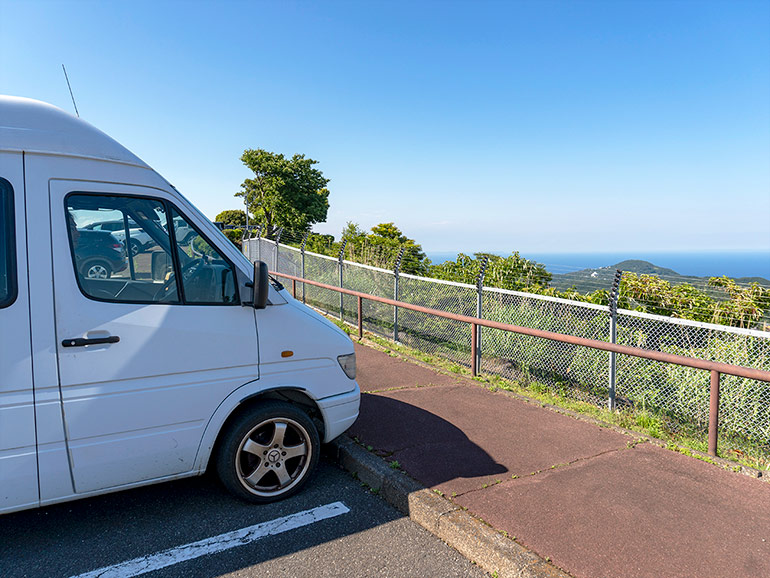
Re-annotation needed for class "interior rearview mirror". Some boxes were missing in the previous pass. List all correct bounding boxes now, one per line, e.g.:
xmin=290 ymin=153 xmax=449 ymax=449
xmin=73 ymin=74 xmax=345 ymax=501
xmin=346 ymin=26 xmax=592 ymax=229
xmin=253 ymin=260 xmax=269 ymax=309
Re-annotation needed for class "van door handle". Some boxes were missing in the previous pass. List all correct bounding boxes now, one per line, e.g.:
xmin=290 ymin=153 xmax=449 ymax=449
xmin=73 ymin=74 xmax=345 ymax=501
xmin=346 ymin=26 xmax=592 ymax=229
xmin=62 ymin=336 xmax=120 ymax=347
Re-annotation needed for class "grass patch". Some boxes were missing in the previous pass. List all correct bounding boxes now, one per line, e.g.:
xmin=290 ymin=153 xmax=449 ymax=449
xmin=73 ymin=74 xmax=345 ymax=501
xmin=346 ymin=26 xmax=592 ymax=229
xmin=330 ymin=318 xmax=353 ymax=336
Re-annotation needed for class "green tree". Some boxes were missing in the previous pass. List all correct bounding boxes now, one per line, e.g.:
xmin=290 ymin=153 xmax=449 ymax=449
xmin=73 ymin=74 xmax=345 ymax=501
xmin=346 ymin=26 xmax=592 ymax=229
xmin=215 ymin=209 xmax=247 ymax=228
xmin=370 ymin=222 xmax=405 ymax=241
xmin=236 ymin=149 xmax=330 ymax=238
xmin=708 ymin=276 xmax=769 ymax=328
xmin=340 ymin=221 xmax=366 ymax=244
xmin=222 ymin=228 xmax=244 ymax=248
xmin=619 ymin=273 xmax=715 ymax=322
xmin=340 ymin=222 xmax=429 ymax=275
xmin=305 ymin=233 xmax=335 ymax=255
xmin=429 ymin=252 xmax=551 ymax=291
xmin=615 ymin=273 xmax=769 ymax=328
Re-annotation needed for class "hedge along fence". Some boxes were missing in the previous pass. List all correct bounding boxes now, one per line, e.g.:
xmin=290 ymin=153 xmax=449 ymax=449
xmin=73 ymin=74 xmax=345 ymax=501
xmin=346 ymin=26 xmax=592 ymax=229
xmin=244 ymin=239 xmax=770 ymax=459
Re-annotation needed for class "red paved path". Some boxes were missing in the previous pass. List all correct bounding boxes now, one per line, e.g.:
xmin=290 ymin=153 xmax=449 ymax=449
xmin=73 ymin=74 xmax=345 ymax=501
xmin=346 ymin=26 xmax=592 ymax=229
xmin=351 ymin=342 xmax=770 ymax=578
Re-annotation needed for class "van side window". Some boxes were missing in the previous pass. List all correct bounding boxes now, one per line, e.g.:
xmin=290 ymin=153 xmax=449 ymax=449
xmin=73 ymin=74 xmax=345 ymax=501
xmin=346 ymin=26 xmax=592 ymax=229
xmin=170 ymin=209 xmax=238 ymax=304
xmin=0 ymin=178 xmax=17 ymax=308
xmin=66 ymin=194 xmax=181 ymax=303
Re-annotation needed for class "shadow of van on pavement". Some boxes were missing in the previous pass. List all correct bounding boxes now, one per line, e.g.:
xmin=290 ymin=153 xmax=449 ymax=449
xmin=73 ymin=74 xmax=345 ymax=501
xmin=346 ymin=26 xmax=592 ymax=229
xmin=349 ymin=393 xmax=508 ymax=491
xmin=350 ymin=343 xmax=630 ymax=496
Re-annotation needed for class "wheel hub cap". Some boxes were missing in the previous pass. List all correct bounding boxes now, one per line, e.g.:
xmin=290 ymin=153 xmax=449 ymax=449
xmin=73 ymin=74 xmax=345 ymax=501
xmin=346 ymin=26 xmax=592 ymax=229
xmin=267 ymin=449 xmax=282 ymax=463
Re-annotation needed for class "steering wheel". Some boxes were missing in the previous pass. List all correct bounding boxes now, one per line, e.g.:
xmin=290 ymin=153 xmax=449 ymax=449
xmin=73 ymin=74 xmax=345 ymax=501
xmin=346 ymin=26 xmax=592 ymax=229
xmin=154 ymin=258 xmax=203 ymax=301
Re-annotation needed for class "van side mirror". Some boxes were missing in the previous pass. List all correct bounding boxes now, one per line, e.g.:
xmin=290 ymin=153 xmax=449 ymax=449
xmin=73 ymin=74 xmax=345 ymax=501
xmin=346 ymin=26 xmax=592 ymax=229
xmin=252 ymin=260 xmax=269 ymax=309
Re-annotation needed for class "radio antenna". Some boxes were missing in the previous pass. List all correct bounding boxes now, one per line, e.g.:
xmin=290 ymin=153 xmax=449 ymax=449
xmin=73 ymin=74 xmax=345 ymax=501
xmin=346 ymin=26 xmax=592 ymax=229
xmin=61 ymin=64 xmax=80 ymax=117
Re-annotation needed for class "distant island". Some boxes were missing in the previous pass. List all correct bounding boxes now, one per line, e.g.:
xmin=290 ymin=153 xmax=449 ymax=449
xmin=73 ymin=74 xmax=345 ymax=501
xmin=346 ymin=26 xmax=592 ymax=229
xmin=550 ymin=259 xmax=770 ymax=293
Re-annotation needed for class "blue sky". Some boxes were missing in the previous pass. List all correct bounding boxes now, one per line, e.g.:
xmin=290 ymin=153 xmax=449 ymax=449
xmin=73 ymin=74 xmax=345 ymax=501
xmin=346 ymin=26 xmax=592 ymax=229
xmin=2 ymin=0 xmax=769 ymax=254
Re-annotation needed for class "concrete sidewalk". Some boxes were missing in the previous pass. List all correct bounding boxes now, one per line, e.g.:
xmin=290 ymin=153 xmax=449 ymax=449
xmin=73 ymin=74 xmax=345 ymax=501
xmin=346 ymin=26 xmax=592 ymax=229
xmin=340 ymin=341 xmax=770 ymax=578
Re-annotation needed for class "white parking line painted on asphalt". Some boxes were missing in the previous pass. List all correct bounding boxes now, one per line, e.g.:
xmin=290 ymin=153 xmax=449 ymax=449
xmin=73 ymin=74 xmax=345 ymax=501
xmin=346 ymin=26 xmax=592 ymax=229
xmin=70 ymin=501 xmax=350 ymax=578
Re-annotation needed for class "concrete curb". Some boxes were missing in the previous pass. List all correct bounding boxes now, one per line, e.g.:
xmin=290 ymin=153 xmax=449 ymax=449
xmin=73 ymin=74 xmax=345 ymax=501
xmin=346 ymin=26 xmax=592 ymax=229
xmin=327 ymin=436 xmax=571 ymax=578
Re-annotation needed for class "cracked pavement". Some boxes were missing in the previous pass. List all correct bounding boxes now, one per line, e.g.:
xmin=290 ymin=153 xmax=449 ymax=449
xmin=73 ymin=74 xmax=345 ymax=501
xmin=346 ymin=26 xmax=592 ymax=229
xmin=351 ymin=342 xmax=770 ymax=578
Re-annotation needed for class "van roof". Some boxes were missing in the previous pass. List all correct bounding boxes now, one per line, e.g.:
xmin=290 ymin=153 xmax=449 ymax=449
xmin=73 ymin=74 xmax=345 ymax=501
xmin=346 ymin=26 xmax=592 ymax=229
xmin=0 ymin=95 xmax=149 ymax=167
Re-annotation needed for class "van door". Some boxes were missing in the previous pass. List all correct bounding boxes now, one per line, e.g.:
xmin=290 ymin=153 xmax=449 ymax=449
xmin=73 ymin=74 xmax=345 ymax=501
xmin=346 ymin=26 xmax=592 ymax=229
xmin=0 ymin=153 xmax=38 ymax=513
xmin=49 ymin=180 xmax=259 ymax=493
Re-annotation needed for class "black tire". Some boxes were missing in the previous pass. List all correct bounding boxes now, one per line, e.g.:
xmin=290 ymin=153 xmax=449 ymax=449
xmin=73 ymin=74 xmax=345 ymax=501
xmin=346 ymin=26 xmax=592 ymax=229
xmin=81 ymin=259 xmax=112 ymax=279
xmin=129 ymin=239 xmax=142 ymax=257
xmin=216 ymin=401 xmax=320 ymax=504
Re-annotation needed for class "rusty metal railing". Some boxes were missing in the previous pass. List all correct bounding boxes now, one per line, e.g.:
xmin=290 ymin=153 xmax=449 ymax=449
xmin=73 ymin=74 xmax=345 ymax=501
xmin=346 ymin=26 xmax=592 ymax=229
xmin=276 ymin=271 xmax=770 ymax=458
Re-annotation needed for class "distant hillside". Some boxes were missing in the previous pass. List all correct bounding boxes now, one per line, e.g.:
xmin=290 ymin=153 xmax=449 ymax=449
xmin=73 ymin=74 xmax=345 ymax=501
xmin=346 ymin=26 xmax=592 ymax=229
xmin=550 ymin=259 xmax=770 ymax=293
xmin=611 ymin=259 xmax=679 ymax=276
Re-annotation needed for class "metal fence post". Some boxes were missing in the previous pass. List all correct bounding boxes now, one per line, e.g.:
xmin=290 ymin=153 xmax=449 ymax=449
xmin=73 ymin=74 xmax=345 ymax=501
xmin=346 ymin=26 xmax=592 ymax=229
xmin=608 ymin=269 xmax=623 ymax=410
xmin=338 ymin=239 xmax=347 ymax=321
xmin=243 ymin=229 xmax=253 ymax=262
xmin=708 ymin=370 xmax=721 ymax=456
xmin=471 ymin=323 xmax=477 ymax=376
xmin=256 ymin=225 xmax=262 ymax=264
xmin=475 ymin=256 xmax=489 ymax=376
xmin=301 ymin=232 xmax=309 ymax=304
xmin=273 ymin=227 xmax=283 ymax=272
xmin=357 ymin=296 xmax=363 ymax=339
xmin=393 ymin=248 xmax=406 ymax=342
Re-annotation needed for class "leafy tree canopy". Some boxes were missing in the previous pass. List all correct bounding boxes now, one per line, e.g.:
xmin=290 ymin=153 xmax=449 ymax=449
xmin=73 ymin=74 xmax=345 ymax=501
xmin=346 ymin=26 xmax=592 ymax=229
xmin=215 ymin=209 xmax=247 ymax=228
xmin=236 ymin=149 xmax=330 ymax=238
xmin=305 ymin=233 xmax=335 ymax=255
xmin=340 ymin=222 xmax=366 ymax=243
xmin=341 ymin=222 xmax=429 ymax=275
xmin=222 ymin=228 xmax=244 ymax=247
xmin=370 ymin=222 xmax=407 ymax=242
xmin=429 ymin=252 xmax=551 ymax=292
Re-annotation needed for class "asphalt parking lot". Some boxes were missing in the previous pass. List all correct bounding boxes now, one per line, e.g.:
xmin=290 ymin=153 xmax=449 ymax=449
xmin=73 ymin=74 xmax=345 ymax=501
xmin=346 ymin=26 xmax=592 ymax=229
xmin=0 ymin=459 xmax=487 ymax=578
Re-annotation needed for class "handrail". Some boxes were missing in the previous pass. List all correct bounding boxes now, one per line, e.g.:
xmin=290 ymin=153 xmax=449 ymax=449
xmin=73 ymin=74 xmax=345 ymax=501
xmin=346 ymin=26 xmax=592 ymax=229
xmin=274 ymin=271 xmax=770 ymax=456
xmin=276 ymin=272 xmax=770 ymax=381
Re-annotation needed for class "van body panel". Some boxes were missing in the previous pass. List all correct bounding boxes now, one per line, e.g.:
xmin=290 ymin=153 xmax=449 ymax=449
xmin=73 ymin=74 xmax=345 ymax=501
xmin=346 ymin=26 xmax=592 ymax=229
xmin=257 ymin=293 xmax=356 ymax=392
xmin=0 ymin=96 xmax=148 ymax=167
xmin=39 ymin=469 xmax=200 ymax=509
xmin=44 ymin=175 xmax=261 ymax=493
xmin=192 ymin=374 xmax=361 ymax=471
xmin=1 ymin=96 xmax=360 ymax=513
xmin=0 ymin=151 xmax=38 ymax=514
xmin=317 ymin=388 xmax=361 ymax=442
xmin=22 ymin=155 xmax=77 ymax=503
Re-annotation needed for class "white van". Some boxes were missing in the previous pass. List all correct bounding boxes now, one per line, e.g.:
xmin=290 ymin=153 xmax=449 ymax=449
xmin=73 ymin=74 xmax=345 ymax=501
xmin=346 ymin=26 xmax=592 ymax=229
xmin=0 ymin=96 xmax=360 ymax=514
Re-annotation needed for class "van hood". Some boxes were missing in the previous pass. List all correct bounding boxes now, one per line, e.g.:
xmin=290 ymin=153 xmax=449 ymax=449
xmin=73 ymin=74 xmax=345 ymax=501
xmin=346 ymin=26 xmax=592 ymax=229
xmin=282 ymin=289 xmax=353 ymax=344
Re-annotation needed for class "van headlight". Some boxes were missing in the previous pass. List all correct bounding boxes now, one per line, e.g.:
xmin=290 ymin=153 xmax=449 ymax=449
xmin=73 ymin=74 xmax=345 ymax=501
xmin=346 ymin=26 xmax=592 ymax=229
xmin=337 ymin=353 xmax=356 ymax=380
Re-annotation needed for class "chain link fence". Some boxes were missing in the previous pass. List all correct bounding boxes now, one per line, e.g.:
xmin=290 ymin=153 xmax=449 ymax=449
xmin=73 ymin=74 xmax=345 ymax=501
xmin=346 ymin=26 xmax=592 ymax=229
xmin=614 ymin=310 xmax=770 ymax=448
xmin=478 ymin=289 xmax=612 ymax=405
xmin=245 ymin=237 xmax=770 ymax=460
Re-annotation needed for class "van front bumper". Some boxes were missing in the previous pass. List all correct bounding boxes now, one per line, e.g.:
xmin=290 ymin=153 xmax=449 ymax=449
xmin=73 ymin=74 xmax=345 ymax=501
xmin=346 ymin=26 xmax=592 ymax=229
xmin=317 ymin=384 xmax=360 ymax=443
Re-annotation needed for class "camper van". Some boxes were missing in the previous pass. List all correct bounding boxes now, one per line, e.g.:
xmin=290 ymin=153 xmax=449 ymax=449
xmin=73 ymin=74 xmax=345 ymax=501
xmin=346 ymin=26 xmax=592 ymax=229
xmin=0 ymin=96 xmax=360 ymax=514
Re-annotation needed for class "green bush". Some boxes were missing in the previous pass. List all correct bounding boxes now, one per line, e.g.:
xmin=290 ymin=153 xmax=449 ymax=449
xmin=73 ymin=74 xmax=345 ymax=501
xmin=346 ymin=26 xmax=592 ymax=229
xmin=223 ymin=228 xmax=243 ymax=247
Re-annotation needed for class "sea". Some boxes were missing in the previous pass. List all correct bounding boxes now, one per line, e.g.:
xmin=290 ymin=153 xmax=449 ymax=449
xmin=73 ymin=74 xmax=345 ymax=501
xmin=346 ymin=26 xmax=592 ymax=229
xmin=424 ymin=251 xmax=770 ymax=280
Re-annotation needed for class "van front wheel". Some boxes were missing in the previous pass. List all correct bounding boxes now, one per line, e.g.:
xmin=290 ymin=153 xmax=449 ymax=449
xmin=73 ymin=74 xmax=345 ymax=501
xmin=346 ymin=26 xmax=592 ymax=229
xmin=216 ymin=402 xmax=320 ymax=503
